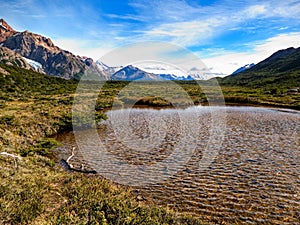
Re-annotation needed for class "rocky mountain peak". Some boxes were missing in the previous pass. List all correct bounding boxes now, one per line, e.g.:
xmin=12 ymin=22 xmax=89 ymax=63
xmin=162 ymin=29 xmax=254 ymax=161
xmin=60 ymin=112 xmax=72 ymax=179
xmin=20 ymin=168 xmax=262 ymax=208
xmin=0 ymin=19 xmax=109 ymax=79
xmin=0 ymin=19 xmax=16 ymax=43
xmin=0 ymin=19 xmax=15 ymax=32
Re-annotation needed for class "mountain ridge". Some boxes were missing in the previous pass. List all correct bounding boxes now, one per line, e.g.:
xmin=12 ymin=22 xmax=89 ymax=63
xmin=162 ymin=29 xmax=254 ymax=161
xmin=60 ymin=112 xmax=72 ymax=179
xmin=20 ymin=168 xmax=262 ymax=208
xmin=0 ymin=19 xmax=107 ymax=79
xmin=0 ymin=19 xmax=209 ymax=81
xmin=1 ymin=18 xmax=299 ymax=84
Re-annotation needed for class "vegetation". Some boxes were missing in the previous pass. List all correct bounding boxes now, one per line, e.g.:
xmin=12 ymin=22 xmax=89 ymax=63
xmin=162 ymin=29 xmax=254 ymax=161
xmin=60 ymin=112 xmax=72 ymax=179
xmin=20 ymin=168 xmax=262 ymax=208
xmin=1 ymin=156 xmax=204 ymax=225
xmin=0 ymin=64 xmax=207 ymax=224
xmin=0 ymin=62 xmax=299 ymax=224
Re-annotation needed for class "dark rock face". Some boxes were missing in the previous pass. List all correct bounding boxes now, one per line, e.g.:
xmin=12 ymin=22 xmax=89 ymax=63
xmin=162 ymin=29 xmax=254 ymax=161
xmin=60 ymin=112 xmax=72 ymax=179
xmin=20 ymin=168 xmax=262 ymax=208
xmin=0 ymin=19 xmax=107 ymax=79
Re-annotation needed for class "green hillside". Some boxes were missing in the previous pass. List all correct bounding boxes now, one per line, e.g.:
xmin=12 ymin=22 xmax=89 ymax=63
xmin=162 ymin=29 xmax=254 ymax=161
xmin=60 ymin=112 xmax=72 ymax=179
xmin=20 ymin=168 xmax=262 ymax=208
xmin=221 ymin=47 xmax=300 ymax=90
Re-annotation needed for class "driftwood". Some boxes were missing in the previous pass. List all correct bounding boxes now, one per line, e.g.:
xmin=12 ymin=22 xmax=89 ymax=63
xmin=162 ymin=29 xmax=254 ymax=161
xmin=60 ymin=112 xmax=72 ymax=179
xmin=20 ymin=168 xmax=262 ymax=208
xmin=60 ymin=147 xmax=97 ymax=174
xmin=0 ymin=152 xmax=22 ymax=168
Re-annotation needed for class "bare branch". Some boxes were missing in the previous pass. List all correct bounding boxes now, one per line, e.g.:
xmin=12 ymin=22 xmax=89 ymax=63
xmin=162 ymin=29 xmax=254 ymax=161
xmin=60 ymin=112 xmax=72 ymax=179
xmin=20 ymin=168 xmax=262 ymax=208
xmin=66 ymin=147 xmax=75 ymax=169
xmin=59 ymin=147 xmax=96 ymax=174
xmin=0 ymin=152 xmax=22 ymax=168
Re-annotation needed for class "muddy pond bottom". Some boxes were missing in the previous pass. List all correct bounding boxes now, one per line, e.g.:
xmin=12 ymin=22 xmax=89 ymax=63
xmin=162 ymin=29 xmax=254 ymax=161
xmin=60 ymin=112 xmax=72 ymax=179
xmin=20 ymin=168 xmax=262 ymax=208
xmin=55 ymin=106 xmax=300 ymax=224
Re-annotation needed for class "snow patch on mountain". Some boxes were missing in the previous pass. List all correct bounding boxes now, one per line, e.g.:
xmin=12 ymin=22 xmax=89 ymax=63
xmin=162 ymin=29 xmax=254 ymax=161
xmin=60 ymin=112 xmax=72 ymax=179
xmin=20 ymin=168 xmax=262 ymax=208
xmin=134 ymin=62 xmax=207 ymax=80
xmin=96 ymin=60 xmax=122 ymax=75
xmin=232 ymin=63 xmax=255 ymax=75
xmin=94 ymin=61 xmax=227 ymax=80
xmin=22 ymin=57 xmax=43 ymax=71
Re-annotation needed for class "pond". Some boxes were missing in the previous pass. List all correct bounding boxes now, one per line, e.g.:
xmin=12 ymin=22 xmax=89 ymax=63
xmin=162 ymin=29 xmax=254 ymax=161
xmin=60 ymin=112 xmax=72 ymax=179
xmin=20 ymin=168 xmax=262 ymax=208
xmin=55 ymin=106 xmax=300 ymax=224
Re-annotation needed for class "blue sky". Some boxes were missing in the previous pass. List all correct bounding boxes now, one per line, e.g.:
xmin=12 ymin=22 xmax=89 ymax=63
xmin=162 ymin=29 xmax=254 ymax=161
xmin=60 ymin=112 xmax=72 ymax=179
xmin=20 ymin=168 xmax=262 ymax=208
xmin=1 ymin=0 xmax=300 ymax=74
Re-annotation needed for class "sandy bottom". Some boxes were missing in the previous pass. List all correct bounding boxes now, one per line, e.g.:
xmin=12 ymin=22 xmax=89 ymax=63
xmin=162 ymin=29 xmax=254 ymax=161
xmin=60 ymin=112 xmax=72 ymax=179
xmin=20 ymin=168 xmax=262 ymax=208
xmin=56 ymin=106 xmax=300 ymax=224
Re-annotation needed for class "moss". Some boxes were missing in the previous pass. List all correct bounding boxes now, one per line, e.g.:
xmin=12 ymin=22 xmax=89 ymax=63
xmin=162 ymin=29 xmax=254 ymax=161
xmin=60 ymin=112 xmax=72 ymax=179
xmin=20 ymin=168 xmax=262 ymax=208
xmin=19 ymin=138 xmax=61 ymax=158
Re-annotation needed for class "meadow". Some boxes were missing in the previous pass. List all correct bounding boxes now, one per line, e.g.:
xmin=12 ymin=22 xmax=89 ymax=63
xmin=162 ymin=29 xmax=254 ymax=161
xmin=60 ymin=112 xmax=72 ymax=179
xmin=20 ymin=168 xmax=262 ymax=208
xmin=0 ymin=63 xmax=299 ymax=224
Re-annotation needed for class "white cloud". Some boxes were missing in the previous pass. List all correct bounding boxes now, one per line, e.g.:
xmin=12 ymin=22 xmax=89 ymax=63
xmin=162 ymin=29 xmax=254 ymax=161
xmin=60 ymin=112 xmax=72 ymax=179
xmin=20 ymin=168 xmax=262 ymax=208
xmin=133 ymin=0 xmax=300 ymax=48
xmin=254 ymin=32 xmax=300 ymax=53
xmin=52 ymin=39 xmax=115 ymax=60
xmin=31 ymin=0 xmax=300 ymax=76
xmin=53 ymin=32 xmax=300 ymax=77
xmin=269 ymin=0 xmax=300 ymax=18
xmin=202 ymin=32 xmax=300 ymax=75
xmin=244 ymin=5 xmax=267 ymax=18
xmin=145 ymin=18 xmax=225 ymax=46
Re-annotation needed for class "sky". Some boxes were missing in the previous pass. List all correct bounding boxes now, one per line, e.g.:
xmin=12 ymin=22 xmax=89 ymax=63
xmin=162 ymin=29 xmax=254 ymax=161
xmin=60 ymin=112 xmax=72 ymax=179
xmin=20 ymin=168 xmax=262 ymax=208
xmin=1 ymin=0 xmax=300 ymax=75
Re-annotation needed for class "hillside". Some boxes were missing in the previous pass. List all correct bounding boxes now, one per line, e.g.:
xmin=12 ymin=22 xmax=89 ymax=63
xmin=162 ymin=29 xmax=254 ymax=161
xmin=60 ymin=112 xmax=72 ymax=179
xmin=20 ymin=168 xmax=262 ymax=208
xmin=221 ymin=47 xmax=300 ymax=89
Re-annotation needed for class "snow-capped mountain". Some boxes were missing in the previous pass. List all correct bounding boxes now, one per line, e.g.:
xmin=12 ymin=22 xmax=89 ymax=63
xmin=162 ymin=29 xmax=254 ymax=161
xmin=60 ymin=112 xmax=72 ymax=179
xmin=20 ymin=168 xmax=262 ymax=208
xmin=96 ymin=60 xmax=123 ymax=77
xmin=0 ymin=17 xmax=225 ymax=81
xmin=94 ymin=61 xmax=204 ymax=80
xmin=111 ymin=65 xmax=159 ymax=81
xmin=134 ymin=62 xmax=207 ymax=80
xmin=187 ymin=72 xmax=205 ymax=80
xmin=231 ymin=63 xmax=255 ymax=75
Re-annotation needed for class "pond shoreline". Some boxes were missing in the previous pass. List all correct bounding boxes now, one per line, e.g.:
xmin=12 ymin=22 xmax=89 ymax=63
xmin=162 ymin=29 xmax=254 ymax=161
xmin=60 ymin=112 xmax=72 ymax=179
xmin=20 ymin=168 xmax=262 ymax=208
xmin=54 ymin=105 xmax=300 ymax=224
xmin=103 ymin=101 xmax=300 ymax=111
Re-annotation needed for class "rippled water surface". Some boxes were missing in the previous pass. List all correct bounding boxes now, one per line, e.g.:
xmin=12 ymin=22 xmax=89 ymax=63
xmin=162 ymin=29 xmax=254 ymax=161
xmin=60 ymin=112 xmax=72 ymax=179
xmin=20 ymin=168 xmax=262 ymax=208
xmin=56 ymin=106 xmax=300 ymax=224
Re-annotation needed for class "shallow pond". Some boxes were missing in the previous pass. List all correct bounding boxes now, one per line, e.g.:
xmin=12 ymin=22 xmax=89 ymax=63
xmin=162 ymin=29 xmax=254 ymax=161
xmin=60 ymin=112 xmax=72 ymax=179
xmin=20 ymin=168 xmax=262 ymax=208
xmin=55 ymin=106 xmax=300 ymax=224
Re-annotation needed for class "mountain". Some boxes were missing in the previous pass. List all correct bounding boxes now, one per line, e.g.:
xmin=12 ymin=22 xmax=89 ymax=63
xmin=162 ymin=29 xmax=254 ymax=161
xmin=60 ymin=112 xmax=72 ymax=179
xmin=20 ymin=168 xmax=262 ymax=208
xmin=96 ymin=60 xmax=123 ymax=77
xmin=158 ymin=73 xmax=179 ymax=80
xmin=111 ymin=65 xmax=159 ymax=81
xmin=231 ymin=63 xmax=255 ymax=75
xmin=133 ymin=63 xmax=207 ymax=80
xmin=0 ymin=19 xmax=107 ymax=79
xmin=221 ymin=47 xmax=300 ymax=88
xmin=110 ymin=65 xmax=198 ymax=81
xmin=0 ymin=19 xmax=207 ymax=81
xmin=158 ymin=74 xmax=194 ymax=80
xmin=188 ymin=72 xmax=206 ymax=80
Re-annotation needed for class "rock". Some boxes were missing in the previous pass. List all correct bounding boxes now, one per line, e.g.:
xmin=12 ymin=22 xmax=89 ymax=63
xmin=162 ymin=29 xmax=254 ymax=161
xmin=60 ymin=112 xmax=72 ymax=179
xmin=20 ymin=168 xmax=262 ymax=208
xmin=0 ymin=46 xmax=31 ymax=70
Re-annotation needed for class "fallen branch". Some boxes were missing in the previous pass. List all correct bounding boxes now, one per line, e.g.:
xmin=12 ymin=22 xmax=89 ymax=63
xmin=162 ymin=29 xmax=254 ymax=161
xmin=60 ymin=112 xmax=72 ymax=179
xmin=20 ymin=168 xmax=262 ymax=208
xmin=66 ymin=147 xmax=75 ymax=169
xmin=60 ymin=147 xmax=96 ymax=174
xmin=0 ymin=152 xmax=22 ymax=168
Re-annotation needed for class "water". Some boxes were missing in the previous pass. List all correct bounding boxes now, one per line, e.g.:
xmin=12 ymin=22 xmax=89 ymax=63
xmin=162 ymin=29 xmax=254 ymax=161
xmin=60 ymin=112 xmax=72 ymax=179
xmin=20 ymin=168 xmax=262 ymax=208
xmin=55 ymin=106 xmax=300 ymax=224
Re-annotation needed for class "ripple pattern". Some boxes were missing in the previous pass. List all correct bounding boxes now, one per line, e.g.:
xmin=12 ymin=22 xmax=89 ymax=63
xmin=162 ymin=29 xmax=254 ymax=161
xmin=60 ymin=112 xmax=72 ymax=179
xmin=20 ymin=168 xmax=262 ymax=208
xmin=55 ymin=107 xmax=300 ymax=224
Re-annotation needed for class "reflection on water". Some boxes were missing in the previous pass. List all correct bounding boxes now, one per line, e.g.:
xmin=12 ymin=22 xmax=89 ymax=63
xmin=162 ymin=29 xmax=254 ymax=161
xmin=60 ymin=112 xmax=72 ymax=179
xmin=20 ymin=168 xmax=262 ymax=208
xmin=55 ymin=106 xmax=300 ymax=224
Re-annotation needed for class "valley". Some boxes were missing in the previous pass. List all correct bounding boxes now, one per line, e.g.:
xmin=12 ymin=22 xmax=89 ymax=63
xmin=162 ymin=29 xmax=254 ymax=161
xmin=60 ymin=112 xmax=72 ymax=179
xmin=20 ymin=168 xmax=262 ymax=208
xmin=0 ymin=16 xmax=299 ymax=225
